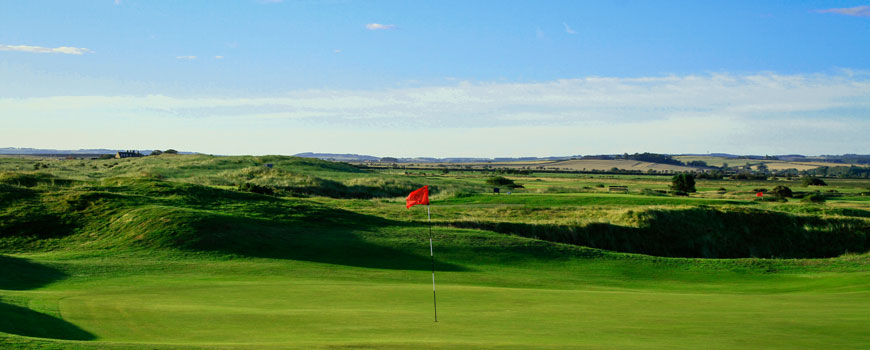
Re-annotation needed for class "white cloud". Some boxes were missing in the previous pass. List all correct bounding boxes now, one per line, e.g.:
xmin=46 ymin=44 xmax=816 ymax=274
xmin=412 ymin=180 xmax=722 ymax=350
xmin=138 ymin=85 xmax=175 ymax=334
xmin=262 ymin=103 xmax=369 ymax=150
xmin=365 ymin=23 xmax=396 ymax=30
xmin=214 ymin=55 xmax=224 ymax=59
xmin=815 ymin=5 xmax=870 ymax=17
xmin=563 ymin=23 xmax=577 ymax=34
xmin=1 ymin=73 xmax=868 ymax=156
xmin=0 ymin=44 xmax=93 ymax=55
xmin=175 ymin=56 xmax=196 ymax=60
xmin=333 ymin=49 xmax=342 ymax=54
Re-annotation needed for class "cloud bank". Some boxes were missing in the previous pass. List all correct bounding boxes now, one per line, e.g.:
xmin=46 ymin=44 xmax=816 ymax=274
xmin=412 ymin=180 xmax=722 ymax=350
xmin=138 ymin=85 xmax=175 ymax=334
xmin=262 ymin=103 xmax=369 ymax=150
xmin=1 ymin=73 xmax=868 ymax=156
xmin=0 ymin=44 xmax=93 ymax=55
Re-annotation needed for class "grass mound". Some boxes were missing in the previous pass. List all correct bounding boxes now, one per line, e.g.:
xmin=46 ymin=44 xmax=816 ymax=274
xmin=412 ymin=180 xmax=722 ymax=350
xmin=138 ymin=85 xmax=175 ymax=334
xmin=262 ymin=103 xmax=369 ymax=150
xmin=0 ymin=171 xmax=72 ymax=187
xmin=227 ymin=167 xmax=425 ymax=199
xmin=0 ymin=175 xmax=421 ymax=268
xmin=449 ymin=206 xmax=870 ymax=258
xmin=103 ymin=154 xmax=364 ymax=180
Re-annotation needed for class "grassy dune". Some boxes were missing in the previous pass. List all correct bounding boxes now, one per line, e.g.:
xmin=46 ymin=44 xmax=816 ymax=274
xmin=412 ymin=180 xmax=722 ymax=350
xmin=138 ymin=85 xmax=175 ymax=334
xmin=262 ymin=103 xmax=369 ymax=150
xmin=2 ymin=155 xmax=869 ymax=349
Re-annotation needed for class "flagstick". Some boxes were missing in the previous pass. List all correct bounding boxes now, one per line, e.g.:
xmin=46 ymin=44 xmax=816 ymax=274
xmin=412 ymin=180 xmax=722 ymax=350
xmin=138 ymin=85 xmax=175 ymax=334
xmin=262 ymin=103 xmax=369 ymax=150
xmin=428 ymin=204 xmax=437 ymax=322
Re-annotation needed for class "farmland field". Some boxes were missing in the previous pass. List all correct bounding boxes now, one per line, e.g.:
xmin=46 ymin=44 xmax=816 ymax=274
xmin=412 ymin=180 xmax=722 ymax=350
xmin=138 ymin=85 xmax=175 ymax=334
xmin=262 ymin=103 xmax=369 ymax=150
xmin=673 ymin=155 xmax=868 ymax=171
xmin=360 ymin=156 xmax=870 ymax=174
xmin=2 ymin=154 xmax=869 ymax=349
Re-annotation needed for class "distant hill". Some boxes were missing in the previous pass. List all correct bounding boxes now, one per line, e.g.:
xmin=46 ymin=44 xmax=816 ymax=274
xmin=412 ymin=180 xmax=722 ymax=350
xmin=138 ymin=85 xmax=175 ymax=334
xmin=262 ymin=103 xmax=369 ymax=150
xmin=677 ymin=153 xmax=741 ymax=158
xmin=293 ymin=153 xmax=381 ymax=162
xmin=294 ymin=152 xmax=580 ymax=163
xmin=0 ymin=147 xmax=118 ymax=155
xmin=0 ymin=148 xmax=196 ymax=156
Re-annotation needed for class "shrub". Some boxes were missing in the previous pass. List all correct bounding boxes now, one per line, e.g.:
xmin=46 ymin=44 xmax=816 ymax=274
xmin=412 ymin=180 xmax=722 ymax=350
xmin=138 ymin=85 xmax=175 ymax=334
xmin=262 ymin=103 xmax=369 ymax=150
xmin=150 ymin=150 xmax=163 ymax=156
xmin=803 ymin=192 xmax=826 ymax=204
xmin=671 ymin=174 xmax=696 ymax=193
xmin=485 ymin=176 xmax=522 ymax=189
xmin=802 ymin=176 xmax=827 ymax=186
xmin=238 ymin=182 xmax=275 ymax=195
xmin=772 ymin=185 xmax=793 ymax=198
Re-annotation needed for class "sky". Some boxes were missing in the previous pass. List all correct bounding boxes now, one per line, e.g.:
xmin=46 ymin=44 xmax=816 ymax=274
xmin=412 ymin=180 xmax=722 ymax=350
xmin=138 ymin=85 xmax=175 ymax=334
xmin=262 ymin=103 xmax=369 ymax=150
xmin=1 ymin=0 xmax=869 ymax=157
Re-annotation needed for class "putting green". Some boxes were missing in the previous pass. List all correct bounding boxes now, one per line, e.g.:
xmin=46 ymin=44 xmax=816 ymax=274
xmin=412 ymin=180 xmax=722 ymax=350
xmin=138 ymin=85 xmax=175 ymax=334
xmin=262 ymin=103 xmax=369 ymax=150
xmin=5 ymin=251 xmax=869 ymax=350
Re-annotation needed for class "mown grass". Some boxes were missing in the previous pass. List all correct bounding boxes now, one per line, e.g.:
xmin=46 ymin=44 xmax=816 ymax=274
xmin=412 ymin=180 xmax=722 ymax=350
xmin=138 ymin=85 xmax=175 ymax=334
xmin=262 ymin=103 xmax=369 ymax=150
xmin=1 ymin=155 xmax=870 ymax=349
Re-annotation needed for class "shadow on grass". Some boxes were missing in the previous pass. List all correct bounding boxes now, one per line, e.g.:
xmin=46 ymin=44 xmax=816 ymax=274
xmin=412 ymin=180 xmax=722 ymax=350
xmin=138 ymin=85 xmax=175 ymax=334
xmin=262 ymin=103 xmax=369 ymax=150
xmin=0 ymin=255 xmax=67 ymax=290
xmin=0 ymin=256 xmax=91 ymax=341
xmin=0 ymin=302 xmax=95 ymax=340
xmin=446 ymin=207 xmax=870 ymax=259
xmin=190 ymin=217 xmax=466 ymax=271
xmin=119 ymin=204 xmax=466 ymax=272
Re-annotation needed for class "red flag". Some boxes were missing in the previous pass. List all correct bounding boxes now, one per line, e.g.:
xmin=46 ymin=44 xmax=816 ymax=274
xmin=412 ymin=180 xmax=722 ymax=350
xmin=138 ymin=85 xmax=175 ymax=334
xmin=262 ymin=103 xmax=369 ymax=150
xmin=406 ymin=185 xmax=429 ymax=208
xmin=756 ymin=192 xmax=763 ymax=197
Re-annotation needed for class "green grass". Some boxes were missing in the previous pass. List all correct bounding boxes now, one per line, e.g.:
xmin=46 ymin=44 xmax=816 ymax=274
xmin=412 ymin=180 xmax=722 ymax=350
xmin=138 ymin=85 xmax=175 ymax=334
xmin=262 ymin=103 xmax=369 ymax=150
xmin=2 ymin=155 xmax=870 ymax=349
xmin=3 ymin=247 xmax=870 ymax=350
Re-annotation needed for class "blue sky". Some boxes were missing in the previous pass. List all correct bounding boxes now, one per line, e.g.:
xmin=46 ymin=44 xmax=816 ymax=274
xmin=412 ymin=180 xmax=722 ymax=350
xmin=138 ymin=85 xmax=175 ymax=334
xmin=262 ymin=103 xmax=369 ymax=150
xmin=1 ymin=0 xmax=869 ymax=156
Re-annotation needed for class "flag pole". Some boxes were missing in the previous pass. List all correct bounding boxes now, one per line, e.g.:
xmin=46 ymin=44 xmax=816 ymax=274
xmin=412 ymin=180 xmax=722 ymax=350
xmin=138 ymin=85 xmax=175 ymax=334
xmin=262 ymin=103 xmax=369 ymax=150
xmin=428 ymin=204 xmax=437 ymax=322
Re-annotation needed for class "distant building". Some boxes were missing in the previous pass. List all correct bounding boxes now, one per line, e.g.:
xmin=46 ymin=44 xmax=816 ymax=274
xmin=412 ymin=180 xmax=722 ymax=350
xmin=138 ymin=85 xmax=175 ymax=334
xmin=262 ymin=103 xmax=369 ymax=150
xmin=115 ymin=150 xmax=144 ymax=159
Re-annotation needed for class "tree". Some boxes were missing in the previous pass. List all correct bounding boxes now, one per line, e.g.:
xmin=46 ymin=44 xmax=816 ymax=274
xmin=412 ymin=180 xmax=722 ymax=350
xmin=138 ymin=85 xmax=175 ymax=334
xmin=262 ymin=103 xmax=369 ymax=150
xmin=687 ymin=160 xmax=708 ymax=167
xmin=622 ymin=152 xmax=683 ymax=166
xmin=671 ymin=174 xmax=696 ymax=193
xmin=150 ymin=150 xmax=163 ymax=156
xmin=164 ymin=149 xmax=179 ymax=154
